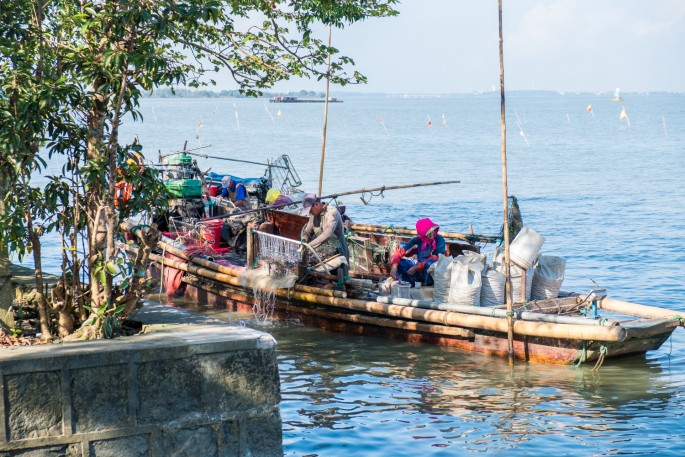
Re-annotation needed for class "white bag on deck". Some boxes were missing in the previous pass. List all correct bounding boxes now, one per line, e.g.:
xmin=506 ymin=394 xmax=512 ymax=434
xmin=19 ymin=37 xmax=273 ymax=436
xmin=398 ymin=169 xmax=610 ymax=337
xmin=531 ymin=255 xmax=566 ymax=300
xmin=493 ymin=247 xmax=533 ymax=302
xmin=509 ymin=262 xmax=534 ymax=302
xmin=447 ymin=251 xmax=485 ymax=306
xmin=428 ymin=254 xmax=453 ymax=304
xmin=480 ymin=267 xmax=506 ymax=307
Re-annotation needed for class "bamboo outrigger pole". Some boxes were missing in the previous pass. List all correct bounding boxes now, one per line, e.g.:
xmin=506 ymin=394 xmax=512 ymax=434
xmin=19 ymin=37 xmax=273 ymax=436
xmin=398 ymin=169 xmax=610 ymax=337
xmin=205 ymin=179 xmax=461 ymax=221
xmin=318 ymin=26 xmax=333 ymax=197
xmin=498 ymin=0 xmax=515 ymax=366
xmin=325 ymin=180 xmax=460 ymax=199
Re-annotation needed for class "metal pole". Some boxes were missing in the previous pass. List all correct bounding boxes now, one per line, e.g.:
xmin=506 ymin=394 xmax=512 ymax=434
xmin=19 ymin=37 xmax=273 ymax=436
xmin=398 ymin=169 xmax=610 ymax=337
xmin=498 ymin=0 xmax=515 ymax=366
xmin=318 ymin=26 xmax=332 ymax=197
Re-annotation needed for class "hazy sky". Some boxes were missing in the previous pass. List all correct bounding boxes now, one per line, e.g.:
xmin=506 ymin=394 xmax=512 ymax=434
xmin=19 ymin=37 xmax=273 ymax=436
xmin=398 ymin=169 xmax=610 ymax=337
xmin=224 ymin=0 xmax=685 ymax=94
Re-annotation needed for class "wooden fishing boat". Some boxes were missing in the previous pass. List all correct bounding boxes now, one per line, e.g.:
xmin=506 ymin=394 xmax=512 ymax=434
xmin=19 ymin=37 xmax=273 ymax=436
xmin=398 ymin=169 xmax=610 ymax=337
xmin=121 ymin=205 xmax=684 ymax=366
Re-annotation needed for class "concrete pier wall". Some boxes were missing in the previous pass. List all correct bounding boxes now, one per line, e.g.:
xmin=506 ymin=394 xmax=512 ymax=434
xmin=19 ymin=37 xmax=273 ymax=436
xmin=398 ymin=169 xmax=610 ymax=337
xmin=0 ymin=304 xmax=282 ymax=456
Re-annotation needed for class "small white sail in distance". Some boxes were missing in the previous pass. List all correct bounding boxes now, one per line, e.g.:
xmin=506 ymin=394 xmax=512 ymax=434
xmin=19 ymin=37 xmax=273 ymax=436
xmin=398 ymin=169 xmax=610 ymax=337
xmin=612 ymin=87 xmax=623 ymax=101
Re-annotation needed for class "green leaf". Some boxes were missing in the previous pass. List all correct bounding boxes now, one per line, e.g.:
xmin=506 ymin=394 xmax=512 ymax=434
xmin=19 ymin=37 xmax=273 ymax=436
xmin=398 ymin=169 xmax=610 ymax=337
xmin=103 ymin=317 xmax=112 ymax=338
xmin=106 ymin=261 xmax=119 ymax=276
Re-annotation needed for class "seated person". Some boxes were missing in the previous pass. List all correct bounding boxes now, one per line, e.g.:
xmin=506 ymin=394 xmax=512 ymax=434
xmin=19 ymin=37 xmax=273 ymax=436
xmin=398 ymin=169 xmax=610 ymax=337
xmin=221 ymin=175 xmax=251 ymax=209
xmin=389 ymin=218 xmax=446 ymax=287
xmin=264 ymin=188 xmax=294 ymax=208
xmin=272 ymin=194 xmax=294 ymax=208
xmin=336 ymin=200 xmax=353 ymax=230
xmin=265 ymin=188 xmax=281 ymax=205
xmin=300 ymin=193 xmax=349 ymax=276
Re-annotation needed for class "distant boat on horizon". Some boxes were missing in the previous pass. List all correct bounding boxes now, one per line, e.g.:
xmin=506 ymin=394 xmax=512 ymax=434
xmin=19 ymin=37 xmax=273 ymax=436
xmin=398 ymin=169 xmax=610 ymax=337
xmin=612 ymin=87 xmax=623 ymax=102
xmin=269 ymin=96 xmax=343 ymax=103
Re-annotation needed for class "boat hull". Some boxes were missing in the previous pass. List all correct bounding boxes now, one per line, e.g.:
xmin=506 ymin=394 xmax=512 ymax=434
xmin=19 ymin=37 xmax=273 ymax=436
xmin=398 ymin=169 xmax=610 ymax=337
xmin=175 ymin=272 xmax=678 ymax=365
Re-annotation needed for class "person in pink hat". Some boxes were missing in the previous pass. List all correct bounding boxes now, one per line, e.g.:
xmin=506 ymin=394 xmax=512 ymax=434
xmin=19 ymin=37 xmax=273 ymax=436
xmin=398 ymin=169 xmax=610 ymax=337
xmin=389 ymin=218 xmax=446 ymax=287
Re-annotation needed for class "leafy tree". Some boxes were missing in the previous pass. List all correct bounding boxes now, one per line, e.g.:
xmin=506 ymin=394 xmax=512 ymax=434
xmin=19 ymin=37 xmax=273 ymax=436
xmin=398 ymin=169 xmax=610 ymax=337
xmin=0 ymin=0 xmax=398 ymax=340
xmin=0 ymin=0 xmax=83 ymax=338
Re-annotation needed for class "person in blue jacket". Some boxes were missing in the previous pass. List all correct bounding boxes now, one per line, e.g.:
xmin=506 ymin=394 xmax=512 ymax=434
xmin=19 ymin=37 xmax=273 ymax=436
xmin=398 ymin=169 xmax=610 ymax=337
xmin=389 ymin=217 xmax=446 ymax=287
xmin=221 ymin=175 xmax=251 ymax=209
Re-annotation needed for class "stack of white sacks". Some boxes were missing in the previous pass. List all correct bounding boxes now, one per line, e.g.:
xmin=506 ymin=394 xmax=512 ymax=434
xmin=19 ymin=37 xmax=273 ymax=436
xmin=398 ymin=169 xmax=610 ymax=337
xmin=427 ymin=226 xmax=566 ymax=306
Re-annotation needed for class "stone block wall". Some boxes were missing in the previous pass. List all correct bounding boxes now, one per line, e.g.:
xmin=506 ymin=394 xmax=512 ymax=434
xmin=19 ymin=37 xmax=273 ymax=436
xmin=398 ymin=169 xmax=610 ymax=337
xmin=0 ymin=322 xmax=282 ymax=456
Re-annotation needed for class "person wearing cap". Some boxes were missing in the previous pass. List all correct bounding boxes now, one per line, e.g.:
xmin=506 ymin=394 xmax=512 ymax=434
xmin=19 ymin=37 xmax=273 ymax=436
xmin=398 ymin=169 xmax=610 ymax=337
xmin=221 ymin=175 xmax=251 ymax=209
xmin=300 ymin=193 xmax=349 ymax=275
xmin=389 ymin=217 xmax=446 ymax=287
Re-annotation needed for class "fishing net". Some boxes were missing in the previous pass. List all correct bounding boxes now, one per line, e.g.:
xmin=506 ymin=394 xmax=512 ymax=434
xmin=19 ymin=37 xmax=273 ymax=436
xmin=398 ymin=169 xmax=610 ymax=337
xmin=255 ymin=231 xmax=301 ymax=269
xmin=267 ymin=154 xmax=302 ymax=194
xmin=239 ymin=231 xmax=300 ymax=322
xmin=499 ymin=195 xmax=523 ymax=244
xmin=167 ymin=218 xmax=218 ymax=248
xmin=239 ymin=263 xmax=296 ymax=323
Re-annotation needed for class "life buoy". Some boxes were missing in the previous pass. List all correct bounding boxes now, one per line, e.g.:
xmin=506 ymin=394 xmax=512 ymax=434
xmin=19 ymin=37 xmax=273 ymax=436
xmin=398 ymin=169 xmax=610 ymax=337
xmin=114 ymin=152 xmax=144 ymax=210
xmin=114 ymin=180 xmax=133 ymax=209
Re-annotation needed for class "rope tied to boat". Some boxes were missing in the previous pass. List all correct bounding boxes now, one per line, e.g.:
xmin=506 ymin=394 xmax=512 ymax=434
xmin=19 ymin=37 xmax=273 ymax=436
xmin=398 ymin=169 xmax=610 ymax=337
xmin=359 ymin=186 xmax=385 ymax=205
xmin=592 ymin=344 xmax=608 ymax=371
xmin=575 ymin=342 xmax=588 ymax=368
xmin=442 ymin=311 xmax=452 ymax=326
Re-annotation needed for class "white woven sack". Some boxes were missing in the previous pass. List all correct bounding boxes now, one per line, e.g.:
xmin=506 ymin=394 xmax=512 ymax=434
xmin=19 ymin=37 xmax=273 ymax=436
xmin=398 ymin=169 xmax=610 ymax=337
xmin=531 ymin=255 xmax=566 ymax=300
xmin=481 ymin=267 xmax=506 ymax=307
xmin=509 ymin=262 xmax=534 ymax=302
xmin=428 ymin=254 xmax=453 ymax=304
xmin=492 ymin=247 xmax=533 ymax=302
xmin=492 ymin=246 xmax=504 ymax=271
xmin=448 ymin=251 xmax=485 ymax=306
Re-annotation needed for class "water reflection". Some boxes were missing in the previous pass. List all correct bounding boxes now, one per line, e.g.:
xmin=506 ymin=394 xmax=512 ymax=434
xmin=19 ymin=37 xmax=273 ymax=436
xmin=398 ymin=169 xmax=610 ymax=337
xmin=266 ymin=323 xmax=685 ymax=456
xmin=156 ymin=294 xmax=685 ymax=455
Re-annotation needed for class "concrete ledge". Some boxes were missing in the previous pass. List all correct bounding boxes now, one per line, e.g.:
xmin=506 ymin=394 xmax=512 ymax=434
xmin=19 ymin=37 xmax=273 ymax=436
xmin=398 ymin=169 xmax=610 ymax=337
xmin=0 ymin=302 xmax=282 ymax=456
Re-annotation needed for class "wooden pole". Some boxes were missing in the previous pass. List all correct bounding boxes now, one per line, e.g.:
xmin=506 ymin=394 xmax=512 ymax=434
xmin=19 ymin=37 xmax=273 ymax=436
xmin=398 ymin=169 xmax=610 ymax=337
xmin=498 ymin=0 xmax=515 ymax=366
xmin=318 ymin=26 xmax=332 ymax=197
xmin=327 ymin=180 xmax=460 ymax=199
xmin=349 ymin=223 xmax=499 ymax=243
xmin=177 ymin=271 xmax=628 ymax=343
xmin=246 ymin=227 xmax=254 ymax=270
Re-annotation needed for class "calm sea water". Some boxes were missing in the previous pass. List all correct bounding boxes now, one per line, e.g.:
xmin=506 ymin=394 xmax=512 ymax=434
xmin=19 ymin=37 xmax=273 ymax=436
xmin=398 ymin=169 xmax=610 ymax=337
xmin=38 ymin=92 xmax=685 ymax=455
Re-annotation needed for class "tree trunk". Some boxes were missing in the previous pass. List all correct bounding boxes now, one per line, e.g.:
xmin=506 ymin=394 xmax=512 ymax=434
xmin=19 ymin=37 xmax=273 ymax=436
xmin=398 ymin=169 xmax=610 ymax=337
xmin=27 ymin=220 xmax=51 ymax=340
xmin=0 ymin=173 xmax=12 ymax=311
xmin=86 ymin=78 xmax=108 ymax=312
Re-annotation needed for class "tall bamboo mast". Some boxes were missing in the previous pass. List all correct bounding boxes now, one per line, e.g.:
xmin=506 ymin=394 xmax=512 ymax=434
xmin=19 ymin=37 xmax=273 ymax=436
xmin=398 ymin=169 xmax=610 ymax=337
xmin=317 ymin=26 xmax=333 ymax=197
xmin=498 ymin=0 xmax=515 ymax=366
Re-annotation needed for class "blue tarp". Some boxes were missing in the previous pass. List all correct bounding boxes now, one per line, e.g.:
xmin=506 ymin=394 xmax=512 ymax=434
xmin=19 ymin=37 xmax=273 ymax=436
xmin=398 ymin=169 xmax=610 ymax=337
xmin=206 ymin=171 xmax=268 ymax=187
